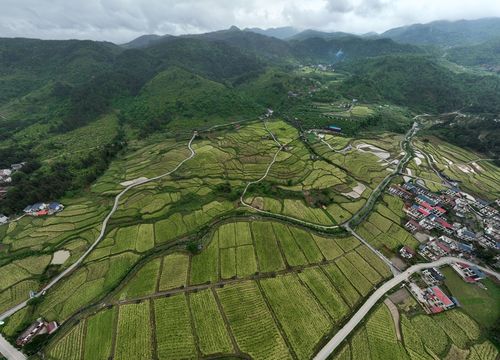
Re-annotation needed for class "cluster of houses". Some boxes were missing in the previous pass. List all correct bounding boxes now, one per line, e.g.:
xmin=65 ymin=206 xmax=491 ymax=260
xmin=16 ymin=318 xmax=58 ymax=346
xmin=0 ymin=163 xmax=25 ymax=201
xmin=389 ymin=181 xmax=500 ymax=264
xmin=23 ymin=202 xmax=64 ymax=217
xmin=409 ymin=282 xmax=456 ymax=314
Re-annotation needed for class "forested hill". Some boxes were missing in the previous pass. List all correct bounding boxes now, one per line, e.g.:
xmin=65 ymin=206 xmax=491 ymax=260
xmin=382 ymin=17 xmax=500 ymax=46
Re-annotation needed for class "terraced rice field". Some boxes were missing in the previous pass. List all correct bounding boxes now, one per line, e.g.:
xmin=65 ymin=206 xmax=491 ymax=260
xmin=115 ymin=302 xmax=153 ymax=360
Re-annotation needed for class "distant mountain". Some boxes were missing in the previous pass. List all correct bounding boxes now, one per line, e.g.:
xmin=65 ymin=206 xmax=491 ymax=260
xmin=121 ymin=34 xmax=173 ymax=49
xmin=338 ymin=55 xmax=500 ymax=114
xmin=290 ymin=36 xmax=422 ymax=64
xmin=382 ymin=17 xmax=500 ymax=46
xmin=244 ymin=26 xmax=300 ymax=40
xmin=183 ymin=27 xmax=294 ymax=62
xmin=288 ymin=29 xmax=355 ymax=41
xmin=445 ymin=37 xmax=500 ymax=70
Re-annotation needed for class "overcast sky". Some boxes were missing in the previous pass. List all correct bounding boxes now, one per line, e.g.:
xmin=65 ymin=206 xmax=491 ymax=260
xmin=1 ymin=0 xmax=500 ymax=43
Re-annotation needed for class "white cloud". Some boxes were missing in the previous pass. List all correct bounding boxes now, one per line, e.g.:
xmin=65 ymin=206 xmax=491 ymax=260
xmin=0 ymin=0 xmax=499 ymax=43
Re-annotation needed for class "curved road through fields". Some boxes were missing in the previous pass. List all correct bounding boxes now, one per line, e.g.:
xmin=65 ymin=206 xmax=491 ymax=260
xmin=313 ymin=257 xmax=500 ymax=360
xmin=0 ymin=133 xmax=197 ymax=360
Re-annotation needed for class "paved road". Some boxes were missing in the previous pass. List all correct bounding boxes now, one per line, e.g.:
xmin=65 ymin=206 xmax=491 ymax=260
xmin=0 ymin=133 xmax=197 ymax=360
xmin=313 ymin=257 xmax=500 ymax=360
xmin=0 ymin=335 xmax=25 ymax=360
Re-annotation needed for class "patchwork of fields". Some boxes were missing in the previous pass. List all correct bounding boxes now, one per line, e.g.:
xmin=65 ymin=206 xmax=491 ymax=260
xmin=1 ymin=119 xmax=499 ymax=359
xmin=331 ymin=303 xmax=498 ymax=360
xmin=45 ymin=218 xmax=393 ymax=360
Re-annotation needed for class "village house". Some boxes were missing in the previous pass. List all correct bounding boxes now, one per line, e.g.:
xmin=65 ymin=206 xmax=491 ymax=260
xmin=16 ymin=318 xmax=59 ymax=346
xmin=23 ymin=202 xmax=64 ymax=216
xmin=451 ymin=262 xmax=485 ymax=283
xmin=0 ymin=169 xmax=12 ymax=184
xmin=388 ymin=185 xmax=414 ymax=200
xmin=0 ymin=187 xmax=7 ymax=199
xmin=399 ymin=245 xmax=416 ymax=259
xmin=422 ymin=268 xmax=445 ymax=286
xmin=404 ymin=219 xmax=422 ymax=233
xmin=457 ymin=228 xmax=476 ymax=242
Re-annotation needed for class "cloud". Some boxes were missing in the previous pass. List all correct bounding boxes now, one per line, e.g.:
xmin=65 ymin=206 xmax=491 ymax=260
xmin=0 ymin=0 xmax=499 ymax=43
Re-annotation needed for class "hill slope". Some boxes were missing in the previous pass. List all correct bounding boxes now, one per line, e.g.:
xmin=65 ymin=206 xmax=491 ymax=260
xmin=382 ymin=18 xmax=500 ymax=46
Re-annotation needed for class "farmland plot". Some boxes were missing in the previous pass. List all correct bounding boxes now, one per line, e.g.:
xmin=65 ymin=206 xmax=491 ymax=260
xmin=47 ymin=320 xmax=85 ymax=360
xmin=273 ymin=223 xmax=307 ymax=266
xmin=115 ymin=302 xmax=152 ymax=360
xmin=158 ymin=253 xmax=189 ymax=290
xmin=218 ymin=281 xmax=292 ymax=360
xmin=189 ymin=290 xmax=233 ymax=355
xmin=322 ymin=263 xmax=360 ymax=307
xmin=117 ymin=257 xmax=161 ymax=300
xmin=260 ymin=274 xmax=330 ymax=359
xmin=154 ymin=295 xmax=196 ymax=360
xmin=313 ymin=235 xmax=344 ymax=260
xmin=298 ymin=267 xmax=349 ymax=321
xmin=289 ymin=227 xmax=324 ymax=263
xmin=251 ymin=222 xmax=285 ymax=272
xmin=83 ymin=308 xmax=116 ymax=360
xmin=236 ymin=245 xmax=257 ymax=276
xmin=190 ymin=239 xmax=218 ymax=284
xmin=336 ymin=257 xmax=373 ymax=296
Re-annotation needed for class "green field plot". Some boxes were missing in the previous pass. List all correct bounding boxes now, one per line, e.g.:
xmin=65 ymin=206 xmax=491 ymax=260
xmin=298 ymin=267 xmax=349 ymax=321
xmin=441 ymin=267 xmax=499 ymax=327
xmin=356 ymin=245 xmax=392 ymax=278
xmin=136 ymin=224 xmax=155 ymax=252
xmin=273 ymin=223 xmax=307 ymax=266
xmin=468 ymin=341 xmax=499 ymax=360
xmin=218 ymin=223 xmax=236 ymax=248
xmin=322 ymin=263 xmax=360 ymax=307
xmin=117 ymin=257 xmax=161 ymax=300
xmin=326 ymin=203 xmax=352 ymax=224
xmin=47 ymin=320 xmax=85 ymax=360
xmin=350 ymin=328 xmax=371 ymax=360
xmin=83 ymin=308 xmax=116 ymax=360
xmin=236 ymin=245 xmax=257 ymax=276
xmin=234 ymin=222 xmax=253 ymax=246
xmin=260 ymin=274 xmax=330 ymax=359
xmin=313 ymin=234 xmax=344 ymax=260
xmin=115 ymin=302 xmax=152 ymax=360
xmin=364 ymin=304 xmax=407 ymax=360
xmin=159 ymin=253 xmax=190 ymax=291
xmin=154 ymin=295 xmax=196 ymax=360
xmin=189 ymin=290 xmax=233 ymax=355
xmin=190 ymin=239 xmax=218 ymax=284
xmin=282 ymin=199 xmax=332 ymax=225
xmin=288 ymin=227 xmax=324 ymax=263
xmin=218 ymin=281 xmax=291 ymax=360
xmin=0 ymin=263 xmax=31 ymax=292
xmin=251 ymin=222 xmax=285 ymax=272
xmin=336 ymin=236 xmax=360 ymax=252
xmin=344 ymin=251 xmax=382 ymax=285
xmin=336 ymin=257 xmax=373 ymax=296
xmin=410 ymin=314 xmax=449 ymax=356
xmin=220 ymin=247 xmax=236 ymax=279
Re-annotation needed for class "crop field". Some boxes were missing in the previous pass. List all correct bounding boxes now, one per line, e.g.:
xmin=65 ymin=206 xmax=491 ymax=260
xmin=217 ymin=281 xmax=292 ymax=360
xmin=83 ymin=308 xmax=116 ymax=360
xmin=312 ymin=234 xmax=345 ymax=260
xmin=288 ymin=227 xmax=324 ymax=263
xmin=158 ymin=253 xmax=190 ymax=290
xmin=47 ymin=321 xmax=85 ymax=360
xmin=116 ymin=257 xmax=161 ymax=300
xmin=189 ymin=290 xmax=233 ymax=355
xmin=251 ymin=221 xmax=285 ymax=272
xmin=260 ymin=274 xmax=331 ymax=359
xmin=115 ymin=302 xmax=152 ymax=360
xmin=154 ymin=295 xmax=196 ymax=360
xmin=273 ymin=222 xmax=308 ymax=266
xmin=298 ymin=267 xmax=349 ymax=321
xmin=322 ymin=263 xmax=361 ymax=307
xmin=335 ymin=256 xmax=373 ymax=296
xmin=281 ymin=199 xmax=333 ymax=225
